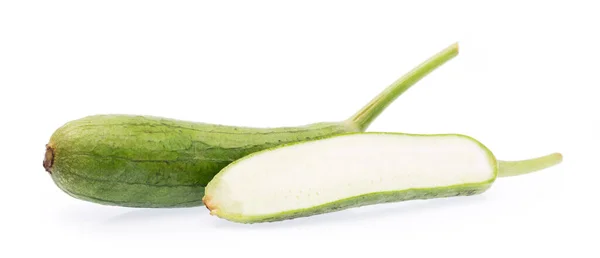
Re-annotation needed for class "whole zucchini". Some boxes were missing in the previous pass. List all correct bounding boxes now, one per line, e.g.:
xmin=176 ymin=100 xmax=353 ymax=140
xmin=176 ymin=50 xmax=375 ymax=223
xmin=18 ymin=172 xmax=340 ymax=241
xmin=43 ymin=43 xmax=458 ymax=208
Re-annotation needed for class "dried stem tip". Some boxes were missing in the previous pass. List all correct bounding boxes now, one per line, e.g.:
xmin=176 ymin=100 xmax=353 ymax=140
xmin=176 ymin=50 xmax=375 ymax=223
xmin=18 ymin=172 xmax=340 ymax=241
xmin=43 ymin=145 xmax=54 ymax=174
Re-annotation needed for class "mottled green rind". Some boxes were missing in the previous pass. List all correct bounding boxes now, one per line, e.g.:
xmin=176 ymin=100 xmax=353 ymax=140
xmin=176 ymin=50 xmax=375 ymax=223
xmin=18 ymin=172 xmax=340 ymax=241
xmin=48 ymin=115 xmax=358 ymax=208
xmin=205 ymin=132 xmax=499 ymax=224
xmin=212 ymin=182 xmax=494 ymax=224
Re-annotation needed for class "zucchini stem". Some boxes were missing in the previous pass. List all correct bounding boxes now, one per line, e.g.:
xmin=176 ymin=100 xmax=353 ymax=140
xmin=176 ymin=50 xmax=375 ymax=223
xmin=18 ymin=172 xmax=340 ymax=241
xmin=348 ymin=42 xmax=460 ymax=131
xmin=498 ymin=153 xmax=563 ymax=177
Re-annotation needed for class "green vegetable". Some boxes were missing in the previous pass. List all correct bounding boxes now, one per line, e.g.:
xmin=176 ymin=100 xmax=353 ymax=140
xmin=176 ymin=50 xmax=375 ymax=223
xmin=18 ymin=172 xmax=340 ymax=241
xmin=43 ymin=43 xmax=459 ymax=208
xmin=203 ymin=133 xmax=562 ymax=224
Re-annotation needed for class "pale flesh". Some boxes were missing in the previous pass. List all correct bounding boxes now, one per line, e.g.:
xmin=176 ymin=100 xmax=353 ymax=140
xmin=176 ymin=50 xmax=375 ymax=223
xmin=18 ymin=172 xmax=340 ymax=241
xmin=204 ymin=133 xmax=498 ymax=223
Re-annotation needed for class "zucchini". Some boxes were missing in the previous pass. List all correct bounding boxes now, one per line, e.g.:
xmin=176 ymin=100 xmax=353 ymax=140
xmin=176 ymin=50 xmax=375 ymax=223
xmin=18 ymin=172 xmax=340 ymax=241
xmin=203 ymin=133 xmax=563 ymax=223
xmin=43 ymin=43 xmax=459 ymax=208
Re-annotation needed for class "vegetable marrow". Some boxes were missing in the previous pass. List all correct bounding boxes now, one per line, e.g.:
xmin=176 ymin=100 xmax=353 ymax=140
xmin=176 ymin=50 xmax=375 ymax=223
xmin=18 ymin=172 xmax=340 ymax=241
xmin=203 ymin=133 xmax=562 ymax=223
xmin=43 ymin=43 xmax=459 ymax=208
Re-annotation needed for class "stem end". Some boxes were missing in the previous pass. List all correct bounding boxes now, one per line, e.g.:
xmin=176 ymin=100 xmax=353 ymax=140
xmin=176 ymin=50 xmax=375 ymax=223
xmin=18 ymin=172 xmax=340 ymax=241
xmin=498 ymin=152 xmax=563 ymax=178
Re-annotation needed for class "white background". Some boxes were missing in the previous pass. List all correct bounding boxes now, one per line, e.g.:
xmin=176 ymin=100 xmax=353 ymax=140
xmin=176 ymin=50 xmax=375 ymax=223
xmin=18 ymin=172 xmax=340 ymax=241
xmin=1 ymin=1 xmax=598 ymax=257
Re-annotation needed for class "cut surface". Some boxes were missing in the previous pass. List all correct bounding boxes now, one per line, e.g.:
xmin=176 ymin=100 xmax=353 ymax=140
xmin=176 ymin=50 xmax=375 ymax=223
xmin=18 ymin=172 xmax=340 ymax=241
xmin=204 ymin=133 xmax=497 ymax=221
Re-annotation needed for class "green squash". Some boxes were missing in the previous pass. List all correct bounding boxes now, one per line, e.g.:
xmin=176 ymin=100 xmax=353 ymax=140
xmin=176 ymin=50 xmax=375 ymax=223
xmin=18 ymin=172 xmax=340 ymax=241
xmin=43 ymin=43 xmax=459 ymax=208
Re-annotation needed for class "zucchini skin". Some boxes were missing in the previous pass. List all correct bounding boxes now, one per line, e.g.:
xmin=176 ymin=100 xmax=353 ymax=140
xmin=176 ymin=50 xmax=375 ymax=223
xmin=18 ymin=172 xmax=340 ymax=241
xmin=45 ymin=114 xmax=357 ymax=208
xmin=208 ymin=182 xmax=494 ymax=224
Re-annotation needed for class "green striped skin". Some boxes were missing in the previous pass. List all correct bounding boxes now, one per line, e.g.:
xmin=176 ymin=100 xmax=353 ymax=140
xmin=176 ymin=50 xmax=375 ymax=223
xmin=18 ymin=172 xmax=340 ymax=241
xmin=46 ymin=115 xmax=357 ymax=207
xmin=210 ymin=183 xmax=495 ymax=224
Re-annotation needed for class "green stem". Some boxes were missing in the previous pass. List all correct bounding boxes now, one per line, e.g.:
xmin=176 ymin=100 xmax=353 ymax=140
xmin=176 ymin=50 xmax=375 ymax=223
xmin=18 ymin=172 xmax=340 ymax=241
xmin=498 ymin=153 xmax=563 ymax=177
xmin=348 ymin=42 xmax=460 ymax=131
